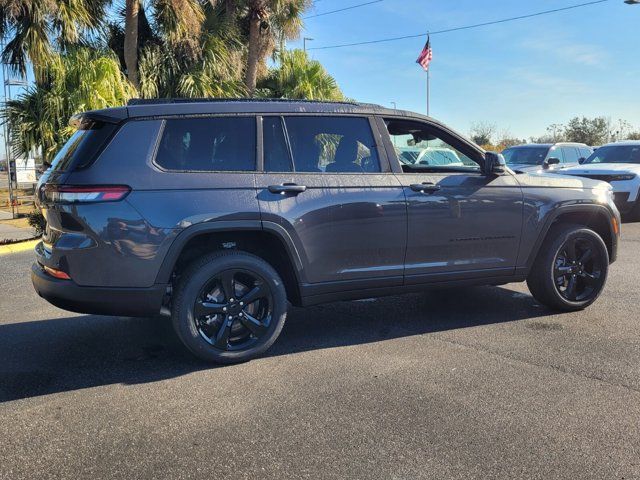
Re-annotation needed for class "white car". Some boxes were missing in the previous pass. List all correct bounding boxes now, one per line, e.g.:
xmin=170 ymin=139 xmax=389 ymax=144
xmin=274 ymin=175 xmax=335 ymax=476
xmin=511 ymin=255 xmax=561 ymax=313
xmin=556 ymin=141 xmax=640 ymax=219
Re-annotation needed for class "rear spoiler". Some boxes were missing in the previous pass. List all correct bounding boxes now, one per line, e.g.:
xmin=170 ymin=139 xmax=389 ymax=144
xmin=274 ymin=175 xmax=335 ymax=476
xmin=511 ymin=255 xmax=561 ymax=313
xmin=69 ymin=107 xmax=129 ymax=129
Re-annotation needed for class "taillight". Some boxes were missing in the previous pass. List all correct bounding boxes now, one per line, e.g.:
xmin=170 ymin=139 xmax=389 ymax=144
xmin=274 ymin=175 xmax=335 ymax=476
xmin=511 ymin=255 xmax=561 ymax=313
xmin=43 ymin=265 xmax=71 ymax=280
xmin=43 ymin=185 xmax=131 ymax=204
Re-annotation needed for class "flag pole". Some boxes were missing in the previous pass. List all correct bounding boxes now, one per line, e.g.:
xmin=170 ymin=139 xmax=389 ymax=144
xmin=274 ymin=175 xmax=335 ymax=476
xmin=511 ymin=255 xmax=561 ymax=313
xmin=426 ymin=67 xmax=430 ymax=116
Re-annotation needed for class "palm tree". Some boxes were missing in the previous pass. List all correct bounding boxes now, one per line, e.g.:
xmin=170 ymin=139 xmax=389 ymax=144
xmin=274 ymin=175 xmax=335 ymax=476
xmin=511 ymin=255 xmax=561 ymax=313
xmin=260 ymin=49 xmax=343 ymax=100
xmin=124 ymin=0 xmax=140 ymax=88
xmin=242 ymin=0 xmax=311 ymax=96
xmin=0 ymin=0 xmax=109 ymax=80
xmin=4 ymin=47 xmax=135 ymax=163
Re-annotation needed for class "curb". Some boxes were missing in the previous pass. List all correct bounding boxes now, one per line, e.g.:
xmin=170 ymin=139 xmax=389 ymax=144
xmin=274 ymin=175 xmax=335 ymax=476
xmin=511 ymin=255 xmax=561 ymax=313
xmin=0 ymin=238 xmax=40 ymax=255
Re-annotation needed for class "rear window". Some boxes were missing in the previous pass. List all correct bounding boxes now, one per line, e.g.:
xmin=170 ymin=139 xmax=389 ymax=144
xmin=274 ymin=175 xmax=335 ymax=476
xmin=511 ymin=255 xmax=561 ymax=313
xmin=49 ymin=122 xmax=117 ymax=172
xmin=155 ymin=117 xmax=256 ymax=171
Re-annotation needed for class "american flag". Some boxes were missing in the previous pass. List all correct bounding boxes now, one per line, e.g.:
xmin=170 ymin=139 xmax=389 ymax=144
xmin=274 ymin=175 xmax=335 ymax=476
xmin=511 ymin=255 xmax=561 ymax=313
xmin=416 ymin=36 xmax=433 ymax=71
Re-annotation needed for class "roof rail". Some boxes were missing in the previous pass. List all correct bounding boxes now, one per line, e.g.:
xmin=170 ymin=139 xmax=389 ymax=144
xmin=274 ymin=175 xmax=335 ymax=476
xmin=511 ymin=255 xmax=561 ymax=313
xmin=127 ymin=97 xmax=361 ymax=107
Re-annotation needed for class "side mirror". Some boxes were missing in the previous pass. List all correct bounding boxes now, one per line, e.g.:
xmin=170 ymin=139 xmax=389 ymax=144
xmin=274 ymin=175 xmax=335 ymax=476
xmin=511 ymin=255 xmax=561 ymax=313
xmin=578 ymin=157 xmax=586 ymax=164
xmin=485 ymin=151 xmax=506 ymax=175
xmin=544 ymin=157 xmax=561 ymax=169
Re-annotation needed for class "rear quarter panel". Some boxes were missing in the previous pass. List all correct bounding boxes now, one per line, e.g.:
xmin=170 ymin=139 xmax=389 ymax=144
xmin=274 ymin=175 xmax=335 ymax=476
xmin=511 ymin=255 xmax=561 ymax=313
xmin=58 ymin=119 xmax=260 ymax=287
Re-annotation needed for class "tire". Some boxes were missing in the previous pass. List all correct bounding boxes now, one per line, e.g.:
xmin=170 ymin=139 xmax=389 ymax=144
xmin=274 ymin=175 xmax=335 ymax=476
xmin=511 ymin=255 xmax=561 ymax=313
xmin=172 ymin=251 xmax=288 ymax=364
xmin=527 ymin=223 xmax=609 ymax=312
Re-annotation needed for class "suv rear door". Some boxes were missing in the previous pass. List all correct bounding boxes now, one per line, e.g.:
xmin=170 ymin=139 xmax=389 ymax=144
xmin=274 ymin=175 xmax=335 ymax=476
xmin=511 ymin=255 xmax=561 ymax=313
xmin=379 ymin=117 xmax=523 ymax=285
xmin=256 ymin=115 xmax=407 ymax=294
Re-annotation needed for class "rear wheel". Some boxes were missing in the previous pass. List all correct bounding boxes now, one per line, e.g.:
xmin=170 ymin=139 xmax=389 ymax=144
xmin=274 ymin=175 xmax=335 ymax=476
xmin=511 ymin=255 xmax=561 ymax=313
xmin=172 ymin=251 xmax=287 ymax=364
xmin=527 ymin=224 xmax=609 ymax=311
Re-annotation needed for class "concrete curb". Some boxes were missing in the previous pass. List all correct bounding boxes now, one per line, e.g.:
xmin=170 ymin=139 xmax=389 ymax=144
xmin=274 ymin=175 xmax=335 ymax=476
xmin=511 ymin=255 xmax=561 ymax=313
xmin=0 ymin=238 xmax=40 ymax=255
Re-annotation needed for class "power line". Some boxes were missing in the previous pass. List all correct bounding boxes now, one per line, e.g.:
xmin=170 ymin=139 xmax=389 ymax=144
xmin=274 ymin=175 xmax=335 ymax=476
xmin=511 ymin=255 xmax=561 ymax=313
xmin=304 ymin=0 xmax=383 ymax=19
xmin=308 ymin=0 xmax=612 ymax=50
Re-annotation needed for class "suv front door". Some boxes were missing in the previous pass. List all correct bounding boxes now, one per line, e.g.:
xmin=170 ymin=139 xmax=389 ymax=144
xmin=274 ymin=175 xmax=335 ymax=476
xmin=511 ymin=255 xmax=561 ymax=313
xmin=380 ymin=117 xmax=524 ymax=285
xmin=256 ymin=115 xmax=407 ymax=295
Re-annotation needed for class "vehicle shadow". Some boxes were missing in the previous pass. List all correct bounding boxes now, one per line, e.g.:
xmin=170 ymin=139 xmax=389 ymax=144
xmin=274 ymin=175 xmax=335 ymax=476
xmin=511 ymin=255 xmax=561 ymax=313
xmin=0 ymin=285 xmax=550 ymax=403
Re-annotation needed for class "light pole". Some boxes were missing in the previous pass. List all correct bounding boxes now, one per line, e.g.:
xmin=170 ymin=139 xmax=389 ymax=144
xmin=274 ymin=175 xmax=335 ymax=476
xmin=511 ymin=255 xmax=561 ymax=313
xmin=624 ymin=0 xmax=640 ymax=4
xmin=303 ymin=37 xmax=314 ymax=52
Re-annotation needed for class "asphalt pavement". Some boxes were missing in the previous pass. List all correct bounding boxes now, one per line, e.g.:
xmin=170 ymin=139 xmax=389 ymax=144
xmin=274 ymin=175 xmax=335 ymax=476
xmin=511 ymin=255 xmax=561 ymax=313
xmin=1 ymin=224 xmax=639 ymax=479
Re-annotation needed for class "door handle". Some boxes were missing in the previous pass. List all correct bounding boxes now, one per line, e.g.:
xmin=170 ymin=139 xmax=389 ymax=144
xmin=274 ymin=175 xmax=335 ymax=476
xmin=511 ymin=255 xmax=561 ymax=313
xmin=410 ymin=182 xmax=441 ymax=193
xmin=268 ymin=183 xmax=307 ymax=195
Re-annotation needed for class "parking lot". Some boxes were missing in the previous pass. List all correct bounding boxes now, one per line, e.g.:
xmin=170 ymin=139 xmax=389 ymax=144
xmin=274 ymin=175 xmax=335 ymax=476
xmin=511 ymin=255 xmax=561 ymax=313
xmin=1 ymin=223 xmax=639 ymax=479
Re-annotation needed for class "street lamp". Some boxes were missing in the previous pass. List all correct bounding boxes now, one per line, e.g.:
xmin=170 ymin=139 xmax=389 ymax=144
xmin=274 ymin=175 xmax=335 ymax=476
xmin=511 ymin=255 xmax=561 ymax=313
xmin=624 ymin=0 xmax=640 ymax=4
xmin=303 ymin=37 xmax=314 ymax=52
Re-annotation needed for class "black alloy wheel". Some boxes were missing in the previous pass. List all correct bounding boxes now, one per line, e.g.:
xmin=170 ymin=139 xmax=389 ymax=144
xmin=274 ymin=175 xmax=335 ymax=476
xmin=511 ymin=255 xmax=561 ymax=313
xmin=172 ymin=251 xmax=288 ymax=364
xmin=527 ymin=224 xmax=609 ymax=312
xmin=193 ymin=269 xmax=273 ymax=351
xmin=553 ymin=235 xmax=605 ymax=302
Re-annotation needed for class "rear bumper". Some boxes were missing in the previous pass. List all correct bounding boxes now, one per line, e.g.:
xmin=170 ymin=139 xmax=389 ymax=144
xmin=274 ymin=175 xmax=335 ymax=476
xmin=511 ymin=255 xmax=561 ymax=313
xmin=31 ymin=262 xmax=166 ymax=317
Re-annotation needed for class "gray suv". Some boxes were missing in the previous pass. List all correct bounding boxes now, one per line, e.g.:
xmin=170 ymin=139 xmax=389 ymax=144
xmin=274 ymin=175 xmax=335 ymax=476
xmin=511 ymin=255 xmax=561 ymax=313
xmin=32 ymin=99 xmax=620 ymax=363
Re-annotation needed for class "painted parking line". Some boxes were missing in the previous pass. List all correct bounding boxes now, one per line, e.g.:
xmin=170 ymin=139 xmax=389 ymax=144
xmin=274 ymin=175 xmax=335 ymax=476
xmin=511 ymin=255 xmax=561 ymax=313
xmin=0 ymin=239 xmax=39 ymax=256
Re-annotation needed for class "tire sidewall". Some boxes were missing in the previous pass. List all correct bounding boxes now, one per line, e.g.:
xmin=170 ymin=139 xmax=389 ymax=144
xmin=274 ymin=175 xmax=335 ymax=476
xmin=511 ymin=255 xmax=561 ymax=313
xmin=544 ymin=227 xmax=609 ymax=310
xmin=172 ymin=253 xmax=288 ymax=364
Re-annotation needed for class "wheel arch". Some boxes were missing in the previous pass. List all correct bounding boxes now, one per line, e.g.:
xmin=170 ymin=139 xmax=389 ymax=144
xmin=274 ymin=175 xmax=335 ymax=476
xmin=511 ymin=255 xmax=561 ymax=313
xmin=525 ymin=204 xmax=617 ymax=271
xmin=156 ymin=221 xmax=305 ymax=305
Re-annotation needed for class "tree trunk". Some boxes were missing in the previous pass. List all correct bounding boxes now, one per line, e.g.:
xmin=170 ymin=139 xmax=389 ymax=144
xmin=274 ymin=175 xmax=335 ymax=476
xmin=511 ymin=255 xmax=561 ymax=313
xmin=124 ymin=0 xmax=140 ymax=90
xmin=245 ymin=1 xmax=265 ymax=97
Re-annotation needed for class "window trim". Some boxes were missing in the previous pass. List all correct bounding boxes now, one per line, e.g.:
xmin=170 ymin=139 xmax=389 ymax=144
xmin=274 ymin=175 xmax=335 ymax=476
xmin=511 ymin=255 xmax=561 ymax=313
xmin=257 ymin=114 xmax=391 ymax=174
xmin=151 ymin=114 xmax=258 ymax=173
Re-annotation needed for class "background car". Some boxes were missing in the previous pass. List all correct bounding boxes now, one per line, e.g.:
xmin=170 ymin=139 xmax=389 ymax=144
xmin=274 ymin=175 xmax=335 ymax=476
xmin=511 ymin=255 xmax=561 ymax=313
xmin=502 ymin=143 xmax=592 ymax=173
xmin=557 ymin=141 xmax=640 ymax=219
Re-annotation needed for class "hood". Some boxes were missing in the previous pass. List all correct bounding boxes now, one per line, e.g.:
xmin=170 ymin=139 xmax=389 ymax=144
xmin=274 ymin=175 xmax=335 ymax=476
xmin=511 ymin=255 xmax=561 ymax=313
xmin=557 ymin=163 xmax=640 ymax=175
xmin=507 ymin=164 xmax=544 ymax=173
xmin=516 ymin=171 xmax=611 ymax=191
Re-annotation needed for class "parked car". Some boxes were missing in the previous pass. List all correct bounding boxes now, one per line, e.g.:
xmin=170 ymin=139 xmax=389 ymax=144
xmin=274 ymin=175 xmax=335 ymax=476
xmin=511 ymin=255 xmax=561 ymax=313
xmin=32 ymin=99 xmax=620 ymax=364
xmin=502 ymin=143 xmax=592 ymax=173
xmin=556 ymin=141 xmax=640 ymax=219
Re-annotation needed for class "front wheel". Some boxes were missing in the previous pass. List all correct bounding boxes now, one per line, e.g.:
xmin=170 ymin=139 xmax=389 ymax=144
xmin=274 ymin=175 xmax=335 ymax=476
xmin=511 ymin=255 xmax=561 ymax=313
xmin=527 ymin=224 xmax=609 ymax=311
xmin=172 ymin=251 xmax=288 ymax=364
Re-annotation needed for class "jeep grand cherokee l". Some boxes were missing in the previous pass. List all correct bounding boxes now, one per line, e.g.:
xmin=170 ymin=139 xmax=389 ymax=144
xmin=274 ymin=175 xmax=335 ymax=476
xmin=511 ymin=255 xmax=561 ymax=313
xmin=32 ymin=99 xmax=620 ymax=364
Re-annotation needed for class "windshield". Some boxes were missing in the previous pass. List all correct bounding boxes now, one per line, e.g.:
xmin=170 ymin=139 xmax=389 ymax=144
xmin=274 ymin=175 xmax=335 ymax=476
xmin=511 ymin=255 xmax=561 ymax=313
xmin=502 ymin=146 xmax=549 ymax=166
xmin=417 ymin=149 xmax=464 ymax=166
xmin=583 ymin=145 xmax=640 ymax=164
xmin=397 ymin=149 xmax=421 ymax=165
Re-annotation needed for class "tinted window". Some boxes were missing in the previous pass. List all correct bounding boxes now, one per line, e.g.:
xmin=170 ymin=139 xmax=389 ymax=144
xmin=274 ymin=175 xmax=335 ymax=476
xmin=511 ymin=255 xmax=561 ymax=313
xmin=502 ymin=146 xmax=549 ymax=166
xmin=49 ymin=122 xmax=117 ymax=171
xmin=155 ymin=117 xmax=255 ymax=171
xmin=585 ymin=145 xmax=640 ymax=164
xmin=283 ymin=116 xmax=381 ymax=173
xmin=263 ymin=117 xmax=293 ymax=172
xmin=547 ymin=147 xmax=564 ymax=162
xmin=579 ymin=147 xmax=592 ymax=159
xmin=563 ymin=147 xmax=580 ymax=163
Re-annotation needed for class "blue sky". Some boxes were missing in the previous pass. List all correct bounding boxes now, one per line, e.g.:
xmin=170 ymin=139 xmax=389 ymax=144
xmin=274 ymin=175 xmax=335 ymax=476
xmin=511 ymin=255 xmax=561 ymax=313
xmin=289 ymin=0 xmax=640 ymax=139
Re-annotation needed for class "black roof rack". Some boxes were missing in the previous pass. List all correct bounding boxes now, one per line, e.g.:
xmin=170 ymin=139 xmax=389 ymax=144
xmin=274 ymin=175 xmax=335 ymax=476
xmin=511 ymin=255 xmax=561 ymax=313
xmin=127 ymin=97 xmax=361 ymax=107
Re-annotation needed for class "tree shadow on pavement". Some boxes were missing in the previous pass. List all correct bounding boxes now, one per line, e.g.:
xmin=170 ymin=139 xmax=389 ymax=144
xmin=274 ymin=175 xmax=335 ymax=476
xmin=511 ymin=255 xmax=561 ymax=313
xmin=0 ymin=285 xmax=549 ymax=402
